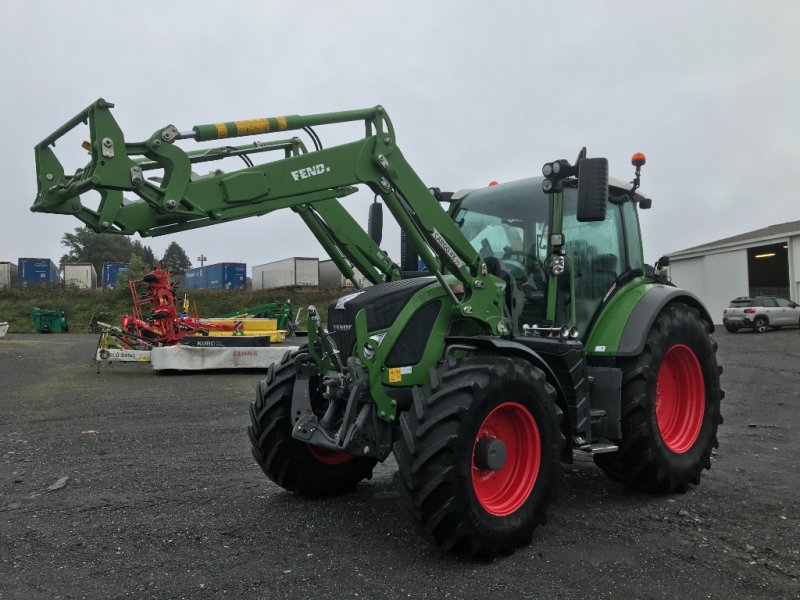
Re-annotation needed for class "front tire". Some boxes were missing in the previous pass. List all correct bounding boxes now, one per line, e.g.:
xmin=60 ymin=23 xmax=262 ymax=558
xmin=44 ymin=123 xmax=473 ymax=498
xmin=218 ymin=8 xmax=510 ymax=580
xmin=594 ymin=302 xmax=723 ymax=492
xmin=393 ymin=355 xmax=561 ymax=558
xmin=248 ymin=349 xmax=377 ymax=497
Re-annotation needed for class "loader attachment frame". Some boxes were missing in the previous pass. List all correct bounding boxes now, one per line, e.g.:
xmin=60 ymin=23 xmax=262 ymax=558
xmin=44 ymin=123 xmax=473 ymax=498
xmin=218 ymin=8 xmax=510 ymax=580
xmin=32 ymin=99 xmax=510 ymax=336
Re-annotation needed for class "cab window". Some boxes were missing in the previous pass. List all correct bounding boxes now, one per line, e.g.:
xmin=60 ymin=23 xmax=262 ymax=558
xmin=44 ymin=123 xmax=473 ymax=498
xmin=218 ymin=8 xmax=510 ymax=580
xmin=562 ymin=190 xmax=625 ymax=334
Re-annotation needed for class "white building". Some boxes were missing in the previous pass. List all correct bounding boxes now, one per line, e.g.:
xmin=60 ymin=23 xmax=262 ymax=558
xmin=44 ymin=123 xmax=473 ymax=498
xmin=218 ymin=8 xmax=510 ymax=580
xmin=668 ymin=220 xmax=800 ymax=324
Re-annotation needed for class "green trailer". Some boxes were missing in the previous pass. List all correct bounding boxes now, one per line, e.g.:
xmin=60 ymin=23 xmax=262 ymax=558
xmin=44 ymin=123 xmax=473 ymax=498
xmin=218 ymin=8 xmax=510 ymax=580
xmin=30 ymin=308 xmax=69 ymax=333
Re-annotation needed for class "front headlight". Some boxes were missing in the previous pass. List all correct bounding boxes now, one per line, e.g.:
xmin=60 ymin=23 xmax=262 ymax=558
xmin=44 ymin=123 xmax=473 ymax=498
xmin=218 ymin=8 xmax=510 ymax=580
xmin=363 ymin=333 xmax=386 ymax=360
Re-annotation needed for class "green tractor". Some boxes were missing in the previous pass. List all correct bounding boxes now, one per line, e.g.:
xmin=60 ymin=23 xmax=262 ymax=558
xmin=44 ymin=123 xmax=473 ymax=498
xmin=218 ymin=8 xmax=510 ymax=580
xmin=32 ymin=100 xmax=723 ymax=558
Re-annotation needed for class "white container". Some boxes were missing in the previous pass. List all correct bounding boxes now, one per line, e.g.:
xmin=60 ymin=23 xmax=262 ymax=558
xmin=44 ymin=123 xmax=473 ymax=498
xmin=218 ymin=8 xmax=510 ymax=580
xmin=63 ymin=263 xmax=98 ymax=289
xmin=0 ymin=262 xmax=18 ymax=288
xmin=0 ymin=322 xmax=8 ymax=337
xmin=319 ymin=259 xmax=369 ymax=287
xmin=252 ymin=257 xmax=319 ymax=290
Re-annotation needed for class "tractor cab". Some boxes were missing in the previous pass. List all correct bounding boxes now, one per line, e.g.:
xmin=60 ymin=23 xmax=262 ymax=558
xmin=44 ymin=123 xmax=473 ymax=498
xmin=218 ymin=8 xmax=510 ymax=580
xmin=453 ymin=174 xmax=648 ymax=338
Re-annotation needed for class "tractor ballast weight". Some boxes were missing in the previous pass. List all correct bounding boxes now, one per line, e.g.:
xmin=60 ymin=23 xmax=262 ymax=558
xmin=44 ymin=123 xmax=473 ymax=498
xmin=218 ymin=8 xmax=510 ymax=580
xmin=32 ymin=101 xmax=723 ymax=558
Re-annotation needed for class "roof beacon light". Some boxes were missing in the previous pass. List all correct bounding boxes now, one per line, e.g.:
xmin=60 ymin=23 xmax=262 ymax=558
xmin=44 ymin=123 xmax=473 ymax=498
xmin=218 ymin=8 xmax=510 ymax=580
xmin=630 ymin=151 xmax=646 ymax=195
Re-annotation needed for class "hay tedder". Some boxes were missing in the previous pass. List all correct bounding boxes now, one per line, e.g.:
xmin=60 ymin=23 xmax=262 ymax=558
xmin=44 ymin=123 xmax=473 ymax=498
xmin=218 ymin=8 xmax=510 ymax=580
xmin=94 ymin=267 xmax=289 ymax=370
xmin=34 ymin=100 xmax=723 ymax=557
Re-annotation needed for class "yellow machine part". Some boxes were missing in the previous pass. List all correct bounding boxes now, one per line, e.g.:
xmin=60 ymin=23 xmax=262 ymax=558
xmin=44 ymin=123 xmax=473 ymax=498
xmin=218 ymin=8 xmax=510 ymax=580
xmin=202 ymin=318 xmax=287 ymax=343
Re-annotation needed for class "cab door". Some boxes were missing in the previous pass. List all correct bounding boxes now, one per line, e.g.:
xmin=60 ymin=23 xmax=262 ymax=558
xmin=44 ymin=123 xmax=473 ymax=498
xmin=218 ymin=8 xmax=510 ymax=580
xmin=561 ymin=190 xmax=642 ymax=336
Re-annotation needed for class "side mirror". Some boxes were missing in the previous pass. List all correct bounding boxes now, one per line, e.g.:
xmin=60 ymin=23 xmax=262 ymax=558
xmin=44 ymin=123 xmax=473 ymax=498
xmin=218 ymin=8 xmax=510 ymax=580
xmin=576 ymin=158 xmax=609 ymax=222
xmin=368 ymin=200 xmax=383 ymax=245
xmin=656 ymin=255 xmax=670 ymax=268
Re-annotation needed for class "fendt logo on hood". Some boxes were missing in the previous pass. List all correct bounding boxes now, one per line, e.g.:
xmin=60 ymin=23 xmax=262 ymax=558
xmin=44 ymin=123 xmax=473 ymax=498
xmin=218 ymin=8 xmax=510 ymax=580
xmin=291 ymin=164 xmax=330 ymax=181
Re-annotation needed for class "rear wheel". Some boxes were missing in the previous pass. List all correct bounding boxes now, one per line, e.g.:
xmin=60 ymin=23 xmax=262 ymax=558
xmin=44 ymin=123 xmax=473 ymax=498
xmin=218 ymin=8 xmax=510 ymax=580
xmin=394 ymin=355 xmax=560 ymax=558
xmin=753 ymin=317 xmax=768 ymax=333
xmin=248 ymin=349 xmax=376 ymax=497
xmin=594 ymin=302 xmax=723 ymax=492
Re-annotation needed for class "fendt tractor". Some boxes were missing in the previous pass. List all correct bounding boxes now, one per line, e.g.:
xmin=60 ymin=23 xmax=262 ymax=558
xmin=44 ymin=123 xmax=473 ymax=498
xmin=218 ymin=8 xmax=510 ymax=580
xmin=32 ymin=100 xmax=723 ymax=558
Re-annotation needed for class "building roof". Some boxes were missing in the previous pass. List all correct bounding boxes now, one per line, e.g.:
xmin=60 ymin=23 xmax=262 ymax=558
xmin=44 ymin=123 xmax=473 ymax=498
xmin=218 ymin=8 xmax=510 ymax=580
xmin=669 ymin=219 xmax=800 ymax=258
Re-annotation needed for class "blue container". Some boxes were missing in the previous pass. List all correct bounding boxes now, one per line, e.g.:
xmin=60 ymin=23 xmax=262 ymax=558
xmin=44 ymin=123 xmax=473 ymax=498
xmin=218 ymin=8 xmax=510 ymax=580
xmin=102 ymin=262 xmax=130 ymax=289
xmin=184 ymin=262 xmax=246 ymax=290
xmin=18 ymin=258 xmax=60 ymax=286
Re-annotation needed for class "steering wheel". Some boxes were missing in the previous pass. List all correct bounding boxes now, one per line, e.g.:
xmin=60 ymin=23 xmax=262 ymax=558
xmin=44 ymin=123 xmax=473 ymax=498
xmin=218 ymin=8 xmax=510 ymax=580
xmin=498 ymin=258 xmax=524 ymax=281
xmin=502 ymin=250 xmax=547 ymax=283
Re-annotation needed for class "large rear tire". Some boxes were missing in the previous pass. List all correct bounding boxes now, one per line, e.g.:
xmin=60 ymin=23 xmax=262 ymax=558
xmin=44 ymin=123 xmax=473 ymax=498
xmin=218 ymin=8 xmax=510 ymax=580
xmin=594 ymin=302 xmax=724 ymax=492
xmin=248 ymin=349 xmax=377 ymax=497
xmin=393 ymin=355 xmax=561 ymax=558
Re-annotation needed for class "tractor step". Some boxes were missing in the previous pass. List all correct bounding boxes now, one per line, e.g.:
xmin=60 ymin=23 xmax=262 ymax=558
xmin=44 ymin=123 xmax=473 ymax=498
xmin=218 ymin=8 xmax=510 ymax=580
xmin=576 ymin=439 xmax=618 ymax=455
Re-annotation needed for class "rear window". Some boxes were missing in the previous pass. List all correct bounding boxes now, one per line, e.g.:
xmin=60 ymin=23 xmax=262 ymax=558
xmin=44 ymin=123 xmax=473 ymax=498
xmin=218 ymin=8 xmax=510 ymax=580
xmin=728 ymin=299 xmax=753 ymax=307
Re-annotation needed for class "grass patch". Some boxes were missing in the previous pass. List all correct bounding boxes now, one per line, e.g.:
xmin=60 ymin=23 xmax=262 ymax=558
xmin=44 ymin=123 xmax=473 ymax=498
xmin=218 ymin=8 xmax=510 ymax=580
xmin=0 ymin=286 xmax=347 ymax=333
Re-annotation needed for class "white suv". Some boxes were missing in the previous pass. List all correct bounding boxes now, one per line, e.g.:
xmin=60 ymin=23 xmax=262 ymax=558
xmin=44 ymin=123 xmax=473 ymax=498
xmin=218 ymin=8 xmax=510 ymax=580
xmin=722 ymin=296 xmax=800 ymax=333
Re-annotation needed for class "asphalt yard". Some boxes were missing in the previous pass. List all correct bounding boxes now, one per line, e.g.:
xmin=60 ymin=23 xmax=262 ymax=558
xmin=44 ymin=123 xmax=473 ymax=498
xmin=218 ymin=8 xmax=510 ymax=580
xmin=1 ymin=330 xmax=798 ymax=599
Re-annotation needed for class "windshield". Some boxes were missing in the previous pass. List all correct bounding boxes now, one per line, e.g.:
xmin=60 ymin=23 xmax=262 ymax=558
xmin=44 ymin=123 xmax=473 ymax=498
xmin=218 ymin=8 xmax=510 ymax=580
xmin=454 ymin=178 xmax=551 ymax=330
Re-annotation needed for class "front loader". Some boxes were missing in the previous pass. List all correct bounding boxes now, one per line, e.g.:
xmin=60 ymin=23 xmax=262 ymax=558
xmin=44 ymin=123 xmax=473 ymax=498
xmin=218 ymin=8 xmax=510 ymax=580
xmin=32 ymin=100 xmax=723 ymax=558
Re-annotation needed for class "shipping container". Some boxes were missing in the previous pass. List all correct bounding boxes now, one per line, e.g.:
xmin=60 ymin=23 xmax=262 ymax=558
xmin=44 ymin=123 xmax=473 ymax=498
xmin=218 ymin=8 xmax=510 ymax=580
xmin=18 ymin=258 xmax=60 ymax=286
xmin=184 ymin=262 xmax=246 ymax=290
xmin=319 ymin=259 xmax=369 ymax=288
xmin=0 ymin=262 xmax=18 ymax=288
xmin=102 ymin=262 xmax=129 ymax=289
xmin=252 ymin=257 xmax=319 ymax=290
xmin=63 ymin=263 xmax=97 ymax=289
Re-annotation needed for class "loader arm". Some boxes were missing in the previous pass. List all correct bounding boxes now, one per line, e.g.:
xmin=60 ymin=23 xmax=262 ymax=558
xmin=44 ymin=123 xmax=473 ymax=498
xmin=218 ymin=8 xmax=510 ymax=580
xmin=32 ymin=99 xmax=509 ymax=334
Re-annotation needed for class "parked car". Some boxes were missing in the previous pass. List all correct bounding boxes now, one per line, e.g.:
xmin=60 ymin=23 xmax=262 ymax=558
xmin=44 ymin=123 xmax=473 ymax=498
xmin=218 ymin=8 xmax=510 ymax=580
xmin=722 ymin=296 xmax=800 ymax=333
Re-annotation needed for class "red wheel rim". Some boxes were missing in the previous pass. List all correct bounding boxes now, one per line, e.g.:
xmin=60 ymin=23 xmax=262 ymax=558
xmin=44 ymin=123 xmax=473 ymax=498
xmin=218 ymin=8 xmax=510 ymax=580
xmin=471 ymin=401 xmax=540 ymax=516
xmin=307 ymin=445 xmax=353 ymax=465
xmin=656 ymin=344 xmax=705 ymax=453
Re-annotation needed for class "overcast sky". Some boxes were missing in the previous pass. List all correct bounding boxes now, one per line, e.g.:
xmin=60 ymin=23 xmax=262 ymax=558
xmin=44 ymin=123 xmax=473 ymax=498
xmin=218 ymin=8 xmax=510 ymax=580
xmin=2 ymin=1 xmax=798 ymax=273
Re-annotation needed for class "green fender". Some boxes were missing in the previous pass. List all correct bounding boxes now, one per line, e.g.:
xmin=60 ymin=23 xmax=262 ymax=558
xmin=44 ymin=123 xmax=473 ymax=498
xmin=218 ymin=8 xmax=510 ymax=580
xmin=585 ymin=277 xmax=714 ymax=358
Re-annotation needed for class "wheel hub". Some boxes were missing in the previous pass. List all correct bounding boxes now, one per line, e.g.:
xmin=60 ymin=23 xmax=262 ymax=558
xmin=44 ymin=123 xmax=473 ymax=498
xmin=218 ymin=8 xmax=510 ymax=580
xmin=656 ymin=344 xmax=705 ymax=453
xmin=471 ymin=402 xmax=541 ymax=516
xmin=474 ymin=436 xmax=507 ymax=472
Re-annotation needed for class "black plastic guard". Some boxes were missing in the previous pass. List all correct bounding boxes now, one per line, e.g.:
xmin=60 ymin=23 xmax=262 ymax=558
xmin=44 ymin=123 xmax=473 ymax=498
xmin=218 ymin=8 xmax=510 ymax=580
xmin=617 ymin=286 xmax=714 ymax=357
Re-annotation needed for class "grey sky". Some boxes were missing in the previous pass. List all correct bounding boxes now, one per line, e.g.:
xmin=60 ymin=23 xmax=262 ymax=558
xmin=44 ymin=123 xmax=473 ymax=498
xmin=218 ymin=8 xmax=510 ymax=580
xmin=2 ymin=1 xmax=798 ymax=271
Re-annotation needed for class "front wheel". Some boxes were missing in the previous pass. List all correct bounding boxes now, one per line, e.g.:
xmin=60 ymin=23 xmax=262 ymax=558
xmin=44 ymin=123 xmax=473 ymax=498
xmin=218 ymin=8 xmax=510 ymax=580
xmin=594 ymin=302 xmax=724 ymax=492
xmin=393 ymin=355 xmax=561 ymax=558
xmin=248 ymin=349 xmax=377 ymax=497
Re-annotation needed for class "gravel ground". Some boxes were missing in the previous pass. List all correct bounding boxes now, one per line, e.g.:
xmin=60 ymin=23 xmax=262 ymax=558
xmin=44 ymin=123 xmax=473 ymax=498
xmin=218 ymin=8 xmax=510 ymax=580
xmin=1 ymin=330 xmax=799 ymax=599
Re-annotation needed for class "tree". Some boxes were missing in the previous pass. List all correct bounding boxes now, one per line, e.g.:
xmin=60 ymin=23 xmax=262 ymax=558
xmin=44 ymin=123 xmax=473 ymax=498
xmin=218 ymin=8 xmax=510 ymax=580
xmin=117 ymin=255 xmax=147 ymax=289
xmin=161 ymin=241 xmax=192 ymax=273
xmin=132 ymin=240 xmax=157 ymax=269
xmin=60 ymin=227 xmax=157 ymax=277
